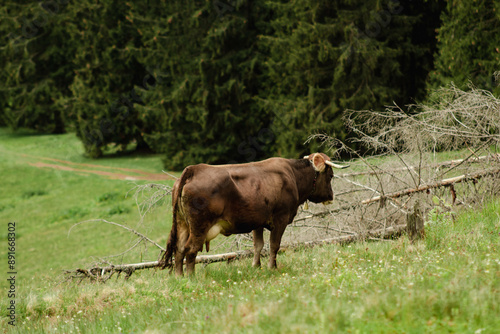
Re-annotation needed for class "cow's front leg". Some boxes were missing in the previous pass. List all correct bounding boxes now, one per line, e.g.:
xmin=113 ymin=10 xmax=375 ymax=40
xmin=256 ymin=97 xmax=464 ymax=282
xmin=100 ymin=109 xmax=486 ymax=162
xmin=268 ymin=226 xmax=286 ymax=269
xmin=252 ymin=227 xmax=264 ymax=267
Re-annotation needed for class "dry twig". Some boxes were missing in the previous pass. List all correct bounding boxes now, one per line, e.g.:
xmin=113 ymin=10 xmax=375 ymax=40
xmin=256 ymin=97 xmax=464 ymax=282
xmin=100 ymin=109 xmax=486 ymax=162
xmin=65 ymin=224 xmax=407 ymax=281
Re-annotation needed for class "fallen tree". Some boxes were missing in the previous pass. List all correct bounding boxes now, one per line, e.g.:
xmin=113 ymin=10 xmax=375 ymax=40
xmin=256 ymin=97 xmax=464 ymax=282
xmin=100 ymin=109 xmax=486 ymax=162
xmin=293 ymin=166 xmax=500 ymax=223
xmin=65 ymin=163 xmax=500 ymax=282
xmin=65 ymin=82 xmax=500 ymax=283
xmin=339 ymin=154 xmax=500 ymax=177
xmin=360 ymin=168 xmax=500 ymax=205
xmin=65 ymin=224 xmax=407 ymax=282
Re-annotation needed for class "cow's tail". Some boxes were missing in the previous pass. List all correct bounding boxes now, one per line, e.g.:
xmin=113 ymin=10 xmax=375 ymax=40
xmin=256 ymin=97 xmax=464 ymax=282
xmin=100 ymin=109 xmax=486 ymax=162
xmin=158 ymin=167 xmax=192 ymax=270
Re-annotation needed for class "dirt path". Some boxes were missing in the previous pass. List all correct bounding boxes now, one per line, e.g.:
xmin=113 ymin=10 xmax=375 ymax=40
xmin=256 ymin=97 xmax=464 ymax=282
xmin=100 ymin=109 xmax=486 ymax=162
xmin=23 ymin=155 xmax=176 ymax=181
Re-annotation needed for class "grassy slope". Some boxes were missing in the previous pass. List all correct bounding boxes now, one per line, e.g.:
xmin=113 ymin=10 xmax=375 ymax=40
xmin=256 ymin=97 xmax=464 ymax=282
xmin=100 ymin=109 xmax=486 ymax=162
xmin=0 ymin=129 xmax=175 ymax=307
xmin=1 ymin=129 xmax=499 ymax=333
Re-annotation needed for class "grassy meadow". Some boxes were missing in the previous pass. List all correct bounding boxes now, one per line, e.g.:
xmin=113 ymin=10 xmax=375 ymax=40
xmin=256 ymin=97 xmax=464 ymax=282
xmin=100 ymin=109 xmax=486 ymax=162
xmin=1 ymin=128 xmax=499 ymax=333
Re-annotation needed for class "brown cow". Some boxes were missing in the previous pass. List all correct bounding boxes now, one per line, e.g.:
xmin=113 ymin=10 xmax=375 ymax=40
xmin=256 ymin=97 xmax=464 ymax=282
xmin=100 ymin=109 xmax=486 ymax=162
xmin=159 ymin=153 xmax=348 ymax=276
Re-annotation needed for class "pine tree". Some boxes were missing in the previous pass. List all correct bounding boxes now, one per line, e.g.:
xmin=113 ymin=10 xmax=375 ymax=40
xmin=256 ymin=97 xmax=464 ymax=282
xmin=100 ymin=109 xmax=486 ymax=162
xmin=258 ymin=0 xmax=441 ymax=157
xmin=0 ymin=0 xmax=447 ymax=168
xmin=0 ymin=1 xmax=73 ymax=133
xmin=133 ymin=0 xmax=271 ymax=170
xmin=64 ymin=0 xmax=148 ymax=157
xmin=429 ymin=0 xmax=500 ymax=95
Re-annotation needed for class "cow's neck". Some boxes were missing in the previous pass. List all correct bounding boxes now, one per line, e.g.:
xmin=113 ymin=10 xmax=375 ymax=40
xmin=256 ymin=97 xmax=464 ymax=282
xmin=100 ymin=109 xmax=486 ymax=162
xmin=289 ymin=159 xmax=317 ymax=204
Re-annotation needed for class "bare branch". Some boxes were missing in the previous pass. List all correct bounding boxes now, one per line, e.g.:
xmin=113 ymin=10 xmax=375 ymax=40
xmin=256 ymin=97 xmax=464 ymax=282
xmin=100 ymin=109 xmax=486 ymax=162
xmin=65 ymin=224 xmax=407 ymax=281
xmin=69 ymin=219 xmax=165 ymax=251
xmin=361 ymin=168 xmax=500 ymax=205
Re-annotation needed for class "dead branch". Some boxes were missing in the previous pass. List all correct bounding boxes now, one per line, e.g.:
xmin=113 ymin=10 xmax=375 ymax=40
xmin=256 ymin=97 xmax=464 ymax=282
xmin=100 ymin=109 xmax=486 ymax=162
xmin=128 ymin=183 xmax=172 ymax=220
xmin=290 ymin=223 xmax=357 ymax=235
xmin=69 ymin=219 xmax=165 ymax=252
xmin=437 ymin=142 xmax=494 ymax=178
xmin=338 ymin=154 xmax=500 ymax=177
xmin=335 ymin=174 xmax=380 ymax=195
xmin=66 ymin=158 xmax=500 ymax=282
xmin=361 ymin=168 xmax=500 ymax=205
xmin=308 ymin=134 xmax=390 ymax=199
xmin=284 ymin=224 xmax=406 ymax=249
xmin=65 ymin=224 xmax=407 ymax=281
xmin=294 ymin=167 xmax=500 ymax=224
xmin=68 ymin=82 xmax=500 ymax=283
xmin=344 ymin=83 xmax=500 ymax=155
xmin=162 ymin=170 xmax=179 ymax=180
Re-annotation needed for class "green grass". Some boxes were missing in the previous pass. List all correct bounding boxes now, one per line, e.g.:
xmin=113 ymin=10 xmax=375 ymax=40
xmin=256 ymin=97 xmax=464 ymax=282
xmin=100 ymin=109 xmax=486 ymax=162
xmin=0 ymin=128 xmax=165 ymax=172
xmin=0 ymin=128 xmax=175 ymax=323
xmin=1 ymin=128 xmax=499 ymax=333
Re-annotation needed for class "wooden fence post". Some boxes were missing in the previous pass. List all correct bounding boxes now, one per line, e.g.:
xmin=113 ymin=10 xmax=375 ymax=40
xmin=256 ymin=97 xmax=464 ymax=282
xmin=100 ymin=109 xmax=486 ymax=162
xmin=407 ymin=201 xmax=425 ymax=242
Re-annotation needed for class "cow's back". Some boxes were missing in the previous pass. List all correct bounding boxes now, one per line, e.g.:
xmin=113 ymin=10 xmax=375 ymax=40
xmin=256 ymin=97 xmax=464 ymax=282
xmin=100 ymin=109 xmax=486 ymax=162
xmin=178 ymin=158 xmax=299 ymax=234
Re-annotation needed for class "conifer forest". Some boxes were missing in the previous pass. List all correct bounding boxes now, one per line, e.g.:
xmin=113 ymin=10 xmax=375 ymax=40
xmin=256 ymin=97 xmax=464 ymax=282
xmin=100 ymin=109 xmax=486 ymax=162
xmin=1 ymin=0 xmax=499 ymax=170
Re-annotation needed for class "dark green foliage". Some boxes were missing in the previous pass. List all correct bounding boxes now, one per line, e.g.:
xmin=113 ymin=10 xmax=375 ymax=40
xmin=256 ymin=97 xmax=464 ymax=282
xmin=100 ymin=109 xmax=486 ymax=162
xmin=429 ymin=0 xmax=500 ymax=95
xmin=259 ymin=0 xmax=444 ymax=157
xmin=65 ymin=1 xmax=149 ymax=157
xmin=134 ymin=0 xmax=444 ymax=165
xmin=133 ymin=0 xmax=272 ymax=169
xmin=0 ymin=1 xmax=72 ymax=133
xmin=6 ymin=0 xmax=497 ymax=169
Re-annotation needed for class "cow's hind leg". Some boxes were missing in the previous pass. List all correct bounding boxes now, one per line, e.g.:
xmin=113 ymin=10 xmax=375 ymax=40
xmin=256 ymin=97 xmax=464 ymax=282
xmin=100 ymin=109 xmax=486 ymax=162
xmin=184 ymin=233 xmax=205 ymax=276
xmin=252 ymin=227 xmax=264 ymax=267
xmin=174 ymin=223 xmax=189 ymax=276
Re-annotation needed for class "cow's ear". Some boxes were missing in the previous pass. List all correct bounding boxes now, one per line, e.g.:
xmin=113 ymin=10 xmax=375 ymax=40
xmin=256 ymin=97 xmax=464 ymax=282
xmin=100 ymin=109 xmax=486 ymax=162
xmin=311 ymin=153 xmax=326 ymax=172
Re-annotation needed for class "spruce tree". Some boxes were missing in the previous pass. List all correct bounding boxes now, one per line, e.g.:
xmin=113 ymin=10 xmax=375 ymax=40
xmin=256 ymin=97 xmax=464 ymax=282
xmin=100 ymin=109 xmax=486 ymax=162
xmin=0 ymin=0 xmax=447 ymax=168
xmin=134 ymin=0 xmax=271 ymax=170
xmin=64 ymin=0 xmax=148 ymax=157
xmin=429 ymin=0 xmax=500 ymax=95
xmin=259 ymin=0 xmax=441 ymax=157
xmin=0 ymin=1 xmax=73 ymax=133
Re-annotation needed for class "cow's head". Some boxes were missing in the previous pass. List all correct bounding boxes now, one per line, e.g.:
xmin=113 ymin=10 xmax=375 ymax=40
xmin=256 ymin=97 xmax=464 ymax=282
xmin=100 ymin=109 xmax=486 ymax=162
xmin=303 ymin=153 xmax=348 ymax=204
